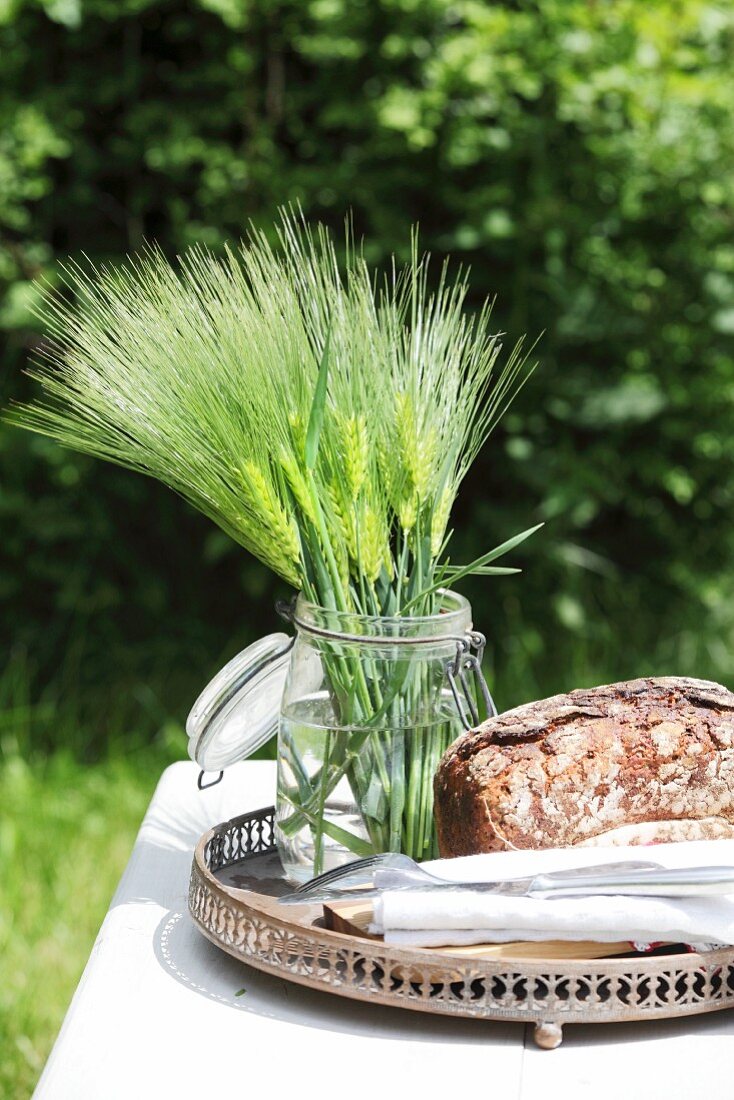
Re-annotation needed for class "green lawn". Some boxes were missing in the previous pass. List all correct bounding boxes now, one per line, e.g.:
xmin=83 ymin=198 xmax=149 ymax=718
xmin=0 ymin=747 xmax=177 ymax=1099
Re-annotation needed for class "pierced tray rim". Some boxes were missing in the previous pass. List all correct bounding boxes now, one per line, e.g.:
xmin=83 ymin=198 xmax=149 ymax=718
xmin=188 ymin=805 xmax=734 ymax=1048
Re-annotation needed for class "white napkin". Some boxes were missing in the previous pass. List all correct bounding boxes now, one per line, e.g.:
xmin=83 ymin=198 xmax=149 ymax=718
xmin=369 ymin=840 xmax=734 ymax=947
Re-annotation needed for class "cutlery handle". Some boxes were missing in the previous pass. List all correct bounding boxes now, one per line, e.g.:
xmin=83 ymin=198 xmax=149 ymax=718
xmin=529 ymin=865 xmax=734 ymax=898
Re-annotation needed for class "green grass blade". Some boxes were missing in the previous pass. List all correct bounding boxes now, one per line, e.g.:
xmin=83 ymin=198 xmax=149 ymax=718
xmin=279 ymin=791 xmax=374 ymax=856
xmin=305 ymin=326 xmax=331 ymax=470
xmin=442 ymin=565 xmax=521 ymax=577
xmin=401 ymin=523 xmax=543 ymax=613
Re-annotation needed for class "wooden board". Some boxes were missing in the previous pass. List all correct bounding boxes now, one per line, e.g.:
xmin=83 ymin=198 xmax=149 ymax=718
xmin=322 ymin=899 xmax=636 ymax=961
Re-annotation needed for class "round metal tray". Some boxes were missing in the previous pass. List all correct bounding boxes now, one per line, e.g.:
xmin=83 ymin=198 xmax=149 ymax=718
xmin=188 ymin=806 xmax=734 ymax=1049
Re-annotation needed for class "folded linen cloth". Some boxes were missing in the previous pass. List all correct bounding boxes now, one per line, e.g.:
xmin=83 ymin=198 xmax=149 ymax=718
xmin=369 ymin=839 xmax=734 ymax=947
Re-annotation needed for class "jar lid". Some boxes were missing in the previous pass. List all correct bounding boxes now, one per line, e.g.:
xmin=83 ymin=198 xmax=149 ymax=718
xmin=186 ymin=633 xmax=293 ymax=771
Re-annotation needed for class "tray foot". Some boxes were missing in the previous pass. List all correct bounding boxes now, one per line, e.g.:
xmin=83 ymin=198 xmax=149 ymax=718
xmin=533 ymin=1021 xmax=563 ymax=1050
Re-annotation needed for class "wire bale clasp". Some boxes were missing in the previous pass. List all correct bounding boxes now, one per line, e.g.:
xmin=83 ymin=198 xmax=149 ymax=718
xmin=445 ymin=631 xmax=497 ymax=729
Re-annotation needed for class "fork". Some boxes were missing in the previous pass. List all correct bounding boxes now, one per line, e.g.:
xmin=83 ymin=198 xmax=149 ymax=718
xmin=285 ymin=853 xmax=411 ymax=896
xmin=278 ymin=852 xmax=664 ymax=904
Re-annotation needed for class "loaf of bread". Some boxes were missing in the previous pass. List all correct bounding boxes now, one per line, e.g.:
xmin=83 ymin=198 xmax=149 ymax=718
xmin=434 ymin=676 xmax=734 ymax=857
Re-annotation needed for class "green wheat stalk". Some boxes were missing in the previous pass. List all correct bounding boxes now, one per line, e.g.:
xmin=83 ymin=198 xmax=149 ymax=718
xmin=7 ymin=208 xmax=540 ymax=867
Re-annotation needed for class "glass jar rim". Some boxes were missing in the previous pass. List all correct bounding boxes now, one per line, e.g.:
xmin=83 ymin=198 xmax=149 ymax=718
xmin=293 ymin=588 xmax=472 ymax=644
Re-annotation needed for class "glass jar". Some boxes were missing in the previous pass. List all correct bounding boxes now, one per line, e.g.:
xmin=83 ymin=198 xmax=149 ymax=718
xmin=275 ymin=590 xmax=487 ymax=882
xmin=186 ymin=589 xmax=492 ymax=883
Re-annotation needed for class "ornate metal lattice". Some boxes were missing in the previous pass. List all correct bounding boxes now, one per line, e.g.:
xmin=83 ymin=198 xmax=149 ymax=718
xmin=189 ymin=807 xmax=734 ymax=1048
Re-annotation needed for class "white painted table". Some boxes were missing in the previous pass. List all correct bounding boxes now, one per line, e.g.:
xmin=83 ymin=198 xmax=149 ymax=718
xmin=35 ymin=761 xmax=734 ymax=1100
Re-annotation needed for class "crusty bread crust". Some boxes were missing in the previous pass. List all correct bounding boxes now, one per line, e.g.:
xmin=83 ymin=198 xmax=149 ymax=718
xmin=433 ymin=676 xmax=734 ymax=857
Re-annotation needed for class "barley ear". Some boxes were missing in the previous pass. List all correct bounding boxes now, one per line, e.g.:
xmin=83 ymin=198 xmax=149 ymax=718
xmin=430 ymin=485 xmax=454 ymax=557
xmin=241 ymin=460 xmax=300 ymax=570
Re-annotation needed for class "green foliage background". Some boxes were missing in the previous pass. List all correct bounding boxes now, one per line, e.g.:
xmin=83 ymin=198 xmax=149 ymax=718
xmin=2 ymin=1 xmax=734 ymax=1089
xmin=3 ymin=0 xmax=734 ymax=757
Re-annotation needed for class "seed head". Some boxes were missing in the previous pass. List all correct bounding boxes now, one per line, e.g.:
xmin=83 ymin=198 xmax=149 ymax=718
xmin=241 ymin=460 xmax=300 ymax=567
xmin=338 ymin=412 xmax=369 ymax=499
xmin=430 ymin=485 xmax=453 ymax=557
xmin=398 ymin=492 xmax=418 ymax=534
xmin=361 ymin=502 xmax=389 ymax=584
xmin=280 ymin=450 xmax=317 ymax=525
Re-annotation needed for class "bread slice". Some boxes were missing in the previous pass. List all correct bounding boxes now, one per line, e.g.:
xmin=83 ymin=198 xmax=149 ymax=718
xmin=433 ymin=676 xmax=734 ymax=857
